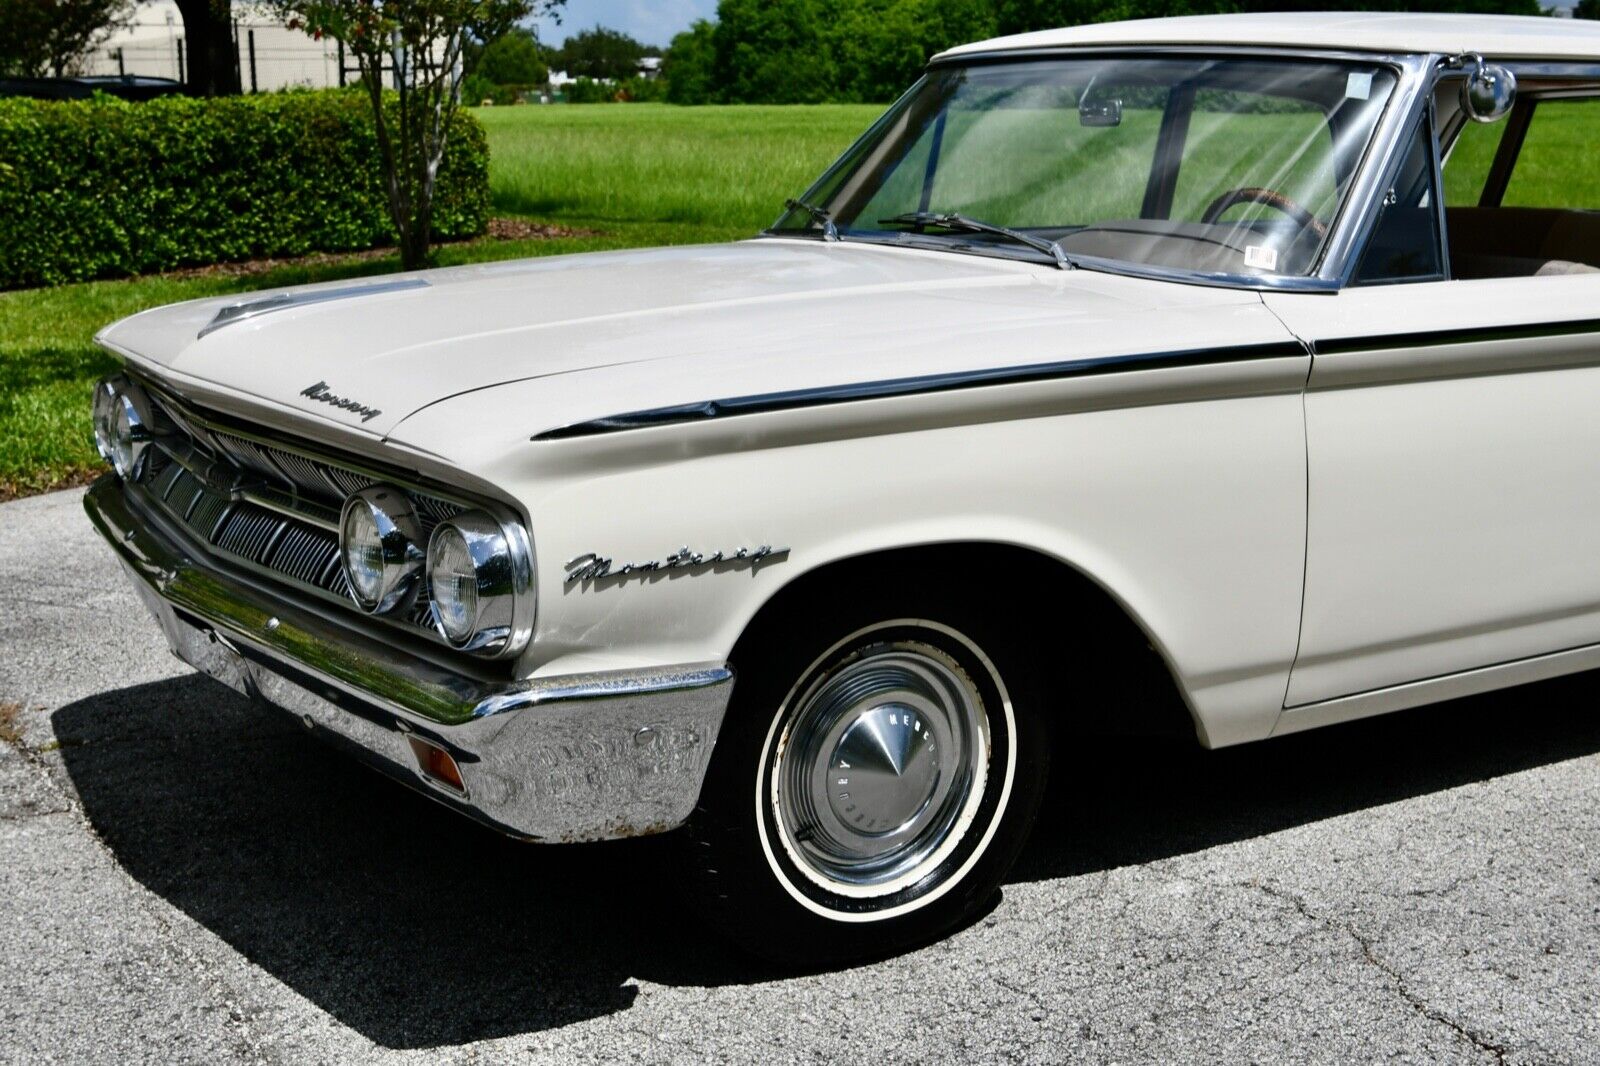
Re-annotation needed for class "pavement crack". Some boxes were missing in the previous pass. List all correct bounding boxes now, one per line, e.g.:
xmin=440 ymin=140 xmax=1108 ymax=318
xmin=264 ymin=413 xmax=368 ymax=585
xmin=1244 ymin=879 xmax=1511 ymax=1064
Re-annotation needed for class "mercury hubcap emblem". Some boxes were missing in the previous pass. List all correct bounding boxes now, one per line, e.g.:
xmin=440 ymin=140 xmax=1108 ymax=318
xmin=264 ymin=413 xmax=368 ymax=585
xmin=828 ymin=703 xmax=940 ymax=834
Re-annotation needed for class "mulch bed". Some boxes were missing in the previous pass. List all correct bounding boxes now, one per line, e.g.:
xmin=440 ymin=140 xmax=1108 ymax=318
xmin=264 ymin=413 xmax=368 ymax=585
xmin=0 ymin=465 xmax=104 ymax=505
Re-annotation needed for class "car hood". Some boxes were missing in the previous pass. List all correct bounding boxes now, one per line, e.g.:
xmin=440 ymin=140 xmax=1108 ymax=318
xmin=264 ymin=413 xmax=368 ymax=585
xmin=97 ymin=240 xmax=1285 ymax=448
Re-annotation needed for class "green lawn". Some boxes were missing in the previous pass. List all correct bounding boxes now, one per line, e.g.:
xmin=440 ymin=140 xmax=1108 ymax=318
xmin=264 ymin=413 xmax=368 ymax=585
xmin=0 ymin=103 xmax=878 ymax=499
xmin=480 ymin=102 xmax=882 ymax=232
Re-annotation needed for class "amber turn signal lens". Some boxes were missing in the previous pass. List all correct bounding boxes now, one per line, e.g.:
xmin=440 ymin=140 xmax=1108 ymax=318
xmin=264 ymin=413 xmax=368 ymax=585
xmin=407 ymin=736 xmax=465 ymax=794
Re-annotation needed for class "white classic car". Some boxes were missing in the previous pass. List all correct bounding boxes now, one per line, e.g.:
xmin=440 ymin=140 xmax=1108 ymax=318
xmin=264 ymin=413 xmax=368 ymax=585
xmin=87 ymin=13 xmax=1600 ymax=961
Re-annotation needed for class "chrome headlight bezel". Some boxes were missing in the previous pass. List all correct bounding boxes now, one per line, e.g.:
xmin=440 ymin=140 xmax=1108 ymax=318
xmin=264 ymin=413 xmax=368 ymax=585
xmin=339 ymin=485 xmax=426 ymax=615
xmin=103 ymin=376 xmax=154 ymax=480
xmin=425 ymin=509 xmax=535 ymax=657
xmin=91 ymin=377 xmax=121 ymax=463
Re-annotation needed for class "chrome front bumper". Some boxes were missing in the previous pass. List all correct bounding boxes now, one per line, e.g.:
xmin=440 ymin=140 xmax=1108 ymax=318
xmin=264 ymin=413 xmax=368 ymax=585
xmin=84 ymin=475 xmax=734 ymax=842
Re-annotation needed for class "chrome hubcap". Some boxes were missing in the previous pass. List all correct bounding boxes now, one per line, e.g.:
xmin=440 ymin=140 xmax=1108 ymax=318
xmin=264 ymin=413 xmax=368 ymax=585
xmin=773 ymin=638 xmax=989 ymax=895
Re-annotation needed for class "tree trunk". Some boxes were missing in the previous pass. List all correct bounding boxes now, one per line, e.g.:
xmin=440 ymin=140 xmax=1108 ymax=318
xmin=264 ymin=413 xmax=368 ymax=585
xmin=173 ymin=0 xmax=241 ymax=96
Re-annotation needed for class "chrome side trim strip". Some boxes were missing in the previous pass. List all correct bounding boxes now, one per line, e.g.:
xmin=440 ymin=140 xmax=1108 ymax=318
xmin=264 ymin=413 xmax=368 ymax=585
xmin=197 ymin=278 xmax=430 ymax=339
xmin=533 ymin=341 xmax=1307 ymax=440
xmin=1317 ymin=316 xmax=1600 ymax=357
xmin=1310 ymin=318 xmax=1600 ymax=391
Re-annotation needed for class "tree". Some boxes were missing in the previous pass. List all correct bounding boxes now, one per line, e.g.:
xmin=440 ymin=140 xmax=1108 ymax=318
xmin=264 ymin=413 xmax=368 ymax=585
xmin=0 ymin=0 xmax=133 ymax=77
xmin=1576 ymin=0 xmax=1600 ymax=18
xmin=833 ymin=0 xmax=996 ymax=102
xmin=276 ymin=0 xmax=565 ymax=268
xmin=713 ymin=0 xmax=838 ymax=103
xmin=552 ymin=25 xmax=649 ymax=81
xmin=476 ymin=26 xmax=547 ymax=84
xmin=664 ymin=18 xmax=716 ymax=103
xmin=173 ymin=0 xmax=242 ymax=94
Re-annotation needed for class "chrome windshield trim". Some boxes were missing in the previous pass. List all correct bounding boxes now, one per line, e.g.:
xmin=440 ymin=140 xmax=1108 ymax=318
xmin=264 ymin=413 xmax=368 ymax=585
xmin=197 ymin=277 xmax=430 ymax=339
xmin=534 ymin=339 xmax=1308 ymax=440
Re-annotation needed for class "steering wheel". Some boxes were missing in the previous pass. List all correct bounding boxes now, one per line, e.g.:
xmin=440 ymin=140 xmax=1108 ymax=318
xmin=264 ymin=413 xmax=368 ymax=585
xmin=1200 ymin=187 xmax=1328 ymax=242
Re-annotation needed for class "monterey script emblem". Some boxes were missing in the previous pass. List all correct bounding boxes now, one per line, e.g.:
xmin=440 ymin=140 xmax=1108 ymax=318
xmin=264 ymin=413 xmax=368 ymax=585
xmin=566 ymin=545 xmax=788 ymax=586
xmin=299 ymin=381 xmax=383 ymax=423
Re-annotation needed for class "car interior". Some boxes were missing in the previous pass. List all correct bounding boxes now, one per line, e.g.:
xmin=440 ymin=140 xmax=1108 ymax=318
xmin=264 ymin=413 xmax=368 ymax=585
xmin=1436 ymin=83 xmax=1600 ymax=281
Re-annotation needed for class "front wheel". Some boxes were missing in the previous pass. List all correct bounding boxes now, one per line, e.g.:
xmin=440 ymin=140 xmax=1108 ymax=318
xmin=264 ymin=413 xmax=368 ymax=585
xmin=685 ymin=600 xmax=1049 ymax=963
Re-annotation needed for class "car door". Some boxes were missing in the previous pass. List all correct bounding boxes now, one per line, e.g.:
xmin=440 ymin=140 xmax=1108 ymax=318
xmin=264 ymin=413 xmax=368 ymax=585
xmin=1267 ymin=78 xmax=1600 ymax=709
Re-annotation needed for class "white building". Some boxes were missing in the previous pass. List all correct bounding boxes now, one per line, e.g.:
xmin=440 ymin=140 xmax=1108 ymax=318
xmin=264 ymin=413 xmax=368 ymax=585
xmin=83 ymin=1 xmax=345 ymax=90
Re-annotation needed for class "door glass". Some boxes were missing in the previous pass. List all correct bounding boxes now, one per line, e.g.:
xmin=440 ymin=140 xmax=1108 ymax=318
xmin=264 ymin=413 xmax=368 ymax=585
xmin=1354 ymin=119 xmax=1443 ymax=284
xmin=1503 ymin=99 xmax=1600 ymax=209
xmin=1441 ymin=95 xmax=1600 ymax=278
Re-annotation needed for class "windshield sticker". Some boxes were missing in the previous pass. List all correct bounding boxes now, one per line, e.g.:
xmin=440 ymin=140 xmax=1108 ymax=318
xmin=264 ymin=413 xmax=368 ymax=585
xmin=1346 ymin=72 xmax=1374 ymax=101
xmin=1244 ymin=245 xmax=1280 ymax=272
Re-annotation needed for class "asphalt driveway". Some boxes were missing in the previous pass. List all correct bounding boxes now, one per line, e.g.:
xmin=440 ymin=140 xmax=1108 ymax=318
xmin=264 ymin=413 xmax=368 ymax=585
xmin=2 ymin=486 xmax=1597 ymax=1064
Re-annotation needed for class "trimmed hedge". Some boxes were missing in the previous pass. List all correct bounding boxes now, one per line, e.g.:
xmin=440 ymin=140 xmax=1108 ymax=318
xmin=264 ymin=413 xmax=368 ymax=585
xmin=0 ymin=90 xmax=490 ymax=288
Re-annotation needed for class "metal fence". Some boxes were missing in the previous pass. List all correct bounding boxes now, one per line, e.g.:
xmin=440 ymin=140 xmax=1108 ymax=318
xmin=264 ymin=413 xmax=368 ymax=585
xmin=80 ymin=17 xmax=347 ymax=91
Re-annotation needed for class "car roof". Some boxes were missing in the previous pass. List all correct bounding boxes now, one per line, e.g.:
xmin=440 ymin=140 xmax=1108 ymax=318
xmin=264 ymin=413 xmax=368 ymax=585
xmin=937 ymin=13 xmax=1600 ymax=63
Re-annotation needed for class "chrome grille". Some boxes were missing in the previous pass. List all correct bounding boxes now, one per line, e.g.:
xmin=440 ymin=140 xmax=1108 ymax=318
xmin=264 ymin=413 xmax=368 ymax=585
xmin=269 ymin=524 xmax=340 ymax=585
xmin=187 ymin=492 xmax=231 ymax=541
xmin=215 ymin=505 xmax=284 ymax=558
xmin=128 ymin=381 xmax=468 ymax=646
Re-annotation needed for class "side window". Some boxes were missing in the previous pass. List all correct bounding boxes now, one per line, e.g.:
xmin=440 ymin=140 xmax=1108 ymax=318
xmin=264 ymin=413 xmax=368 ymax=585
xmin=1353 ymin=118 xmax=1443 ymax=284
xmin=1441 ymin=93 xmax=1600 ymax=279
xmin=1502 ymin=99 xmax=1600 ymax=209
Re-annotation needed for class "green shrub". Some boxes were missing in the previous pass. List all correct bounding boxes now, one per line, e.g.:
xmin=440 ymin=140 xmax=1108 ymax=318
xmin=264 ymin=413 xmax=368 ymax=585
xmin=564 ymin=77 xmax=616 ymax=104
xmin=0 ymin=89 xmax=490 ymax=288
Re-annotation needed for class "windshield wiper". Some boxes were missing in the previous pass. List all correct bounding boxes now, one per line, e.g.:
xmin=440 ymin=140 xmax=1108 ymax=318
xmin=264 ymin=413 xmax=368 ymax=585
xmin=879 ymin=211 xmax=1075 ymax=270
xmin=784 ymin=198 xmax=840 ymax=242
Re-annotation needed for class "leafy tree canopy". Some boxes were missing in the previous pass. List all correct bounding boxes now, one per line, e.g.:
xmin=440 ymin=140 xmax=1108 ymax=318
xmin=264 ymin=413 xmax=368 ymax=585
xmin=667 ymin=0 xmax=1551 ymax=104
xmin=552 ymin=25 xmax=653 ymax=81
xmin=0 ymin=0 xmax=133 ymax=78
xmin=477 ymin=26 xmax=548 ymax=84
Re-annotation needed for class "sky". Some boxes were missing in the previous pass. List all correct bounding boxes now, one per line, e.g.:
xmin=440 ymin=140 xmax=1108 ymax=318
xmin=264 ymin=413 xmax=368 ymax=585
xmin=531 ymin=0 xmax=720 ymax=48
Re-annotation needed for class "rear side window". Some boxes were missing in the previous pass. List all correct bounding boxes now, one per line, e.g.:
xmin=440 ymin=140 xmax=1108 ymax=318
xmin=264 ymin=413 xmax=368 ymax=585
xmin=1502 ymin=99 xmax=1600 ymax=210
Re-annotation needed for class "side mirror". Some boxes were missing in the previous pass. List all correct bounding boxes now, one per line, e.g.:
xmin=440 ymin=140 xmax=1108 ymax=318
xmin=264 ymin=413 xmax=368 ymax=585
xmin=1079 ymin=96 xmax=1122 ymax=128
xmin=1457 ymin=54 xmax=1517 ymax=124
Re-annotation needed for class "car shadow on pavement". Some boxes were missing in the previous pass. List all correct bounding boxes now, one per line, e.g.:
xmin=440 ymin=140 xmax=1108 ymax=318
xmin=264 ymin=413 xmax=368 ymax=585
xmin=50 ymin=667 xmax=1600 ymax=1049
xmin=1012 ymin=668 xmax=1600 ymax=884
xmin=50 ymin=673 xmax=782 ymax=1049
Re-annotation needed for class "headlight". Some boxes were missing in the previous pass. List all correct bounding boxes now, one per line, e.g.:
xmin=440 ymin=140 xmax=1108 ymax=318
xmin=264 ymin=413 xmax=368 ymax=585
xmin=91 ymin=378 xmax=120 ymax=462
xmin=339 ymin=486 xmax=425 ymax=614
xmin=426 ymin=510 xmax=533 ymax=655
xmin=100 ymin=377 xmax=153 ymax=480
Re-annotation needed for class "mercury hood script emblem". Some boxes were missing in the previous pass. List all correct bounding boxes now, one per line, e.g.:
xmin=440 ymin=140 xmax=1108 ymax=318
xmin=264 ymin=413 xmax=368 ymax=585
xmin=566 ymin=545 xmax=788 ymax=585
xmin=299 ymin=381 xmax=383 ymax=423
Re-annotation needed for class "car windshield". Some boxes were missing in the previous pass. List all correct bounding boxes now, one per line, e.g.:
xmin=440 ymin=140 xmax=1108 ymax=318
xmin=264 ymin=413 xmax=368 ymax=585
xmin=771 ymin=56 xmax=1400 ymax=279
